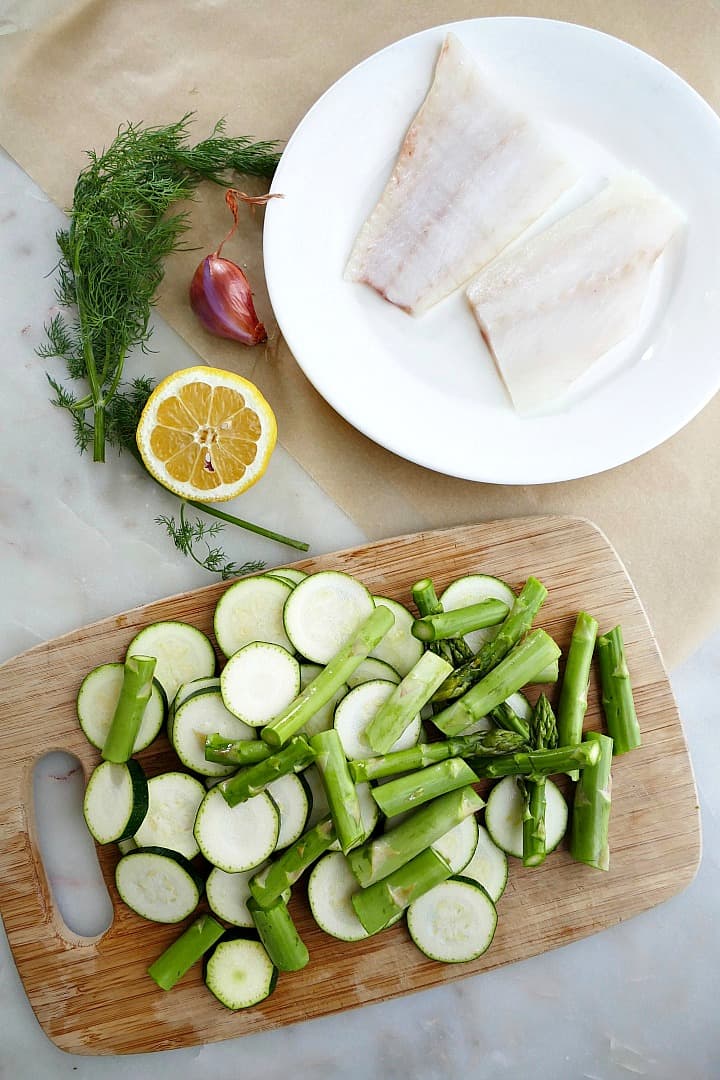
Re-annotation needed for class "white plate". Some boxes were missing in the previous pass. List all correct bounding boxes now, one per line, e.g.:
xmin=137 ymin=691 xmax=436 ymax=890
xmin=263 ymin=18 xmax=720 ymax=484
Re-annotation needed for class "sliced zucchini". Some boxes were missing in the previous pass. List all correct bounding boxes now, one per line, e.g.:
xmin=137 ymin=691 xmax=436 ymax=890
xmin=461 ymin=824 xmax=508 ymax=903
xmin=346 ymin=657 xmax=401 ymax=688
xmin=204 ymin=932 xmax=278 ymax=1010
xmin=370 ymin=596 xmax=423 ymax=676
xmin=267 ymin=772 xmax=311 ymax=850
xmin=334 ymin=680 xmax=421 ymax=760
xmin=117 ymin=837 xmax=138 ymax=855
xmin=83 ymin=759 xmax=148 ymax=844
xmin=77 ymin=663 xmax=165 ymax=753
xmin=207 ymin=866 xmax=260 ymax=929
xmin=302 ymin=763 xmax=330 ymax=828
xmin=115 ymin=846 xmax=202 ymax=924
xmin=126 ymin=621 xmax=216 ymax=704
xmin=440 ymin=575 xmax=516 ymax=653
xmin=214 ymin=575 xmax=293 ymax=659
xmin=283 ymin=571 xmax=374 ymax=664
xmin=221 ymin=641 xmax=300 ymax=727
xmin=268 ymin=567 xmax=307 ymax=586
xmin=171 ymin=690 xmax=256 ymax=777
xmin=194 ymin=787 xmax=279 ymax=872
xmin=299 ymin=663 xmax=347 ymax=737
xmin=485 ymin=775 xmax=568 ymax=859
xmin=432 ymin=814 xmax=479 ymax=874
xmin=308 ymin=851 xmax=369 ymax=942
xmin=407 ymin=877 xmax=497 ymax=963
xmin=172 ymin=676 xmax=221 ymax=713
xmin=133 ymin=771 xmax=205 ymax=860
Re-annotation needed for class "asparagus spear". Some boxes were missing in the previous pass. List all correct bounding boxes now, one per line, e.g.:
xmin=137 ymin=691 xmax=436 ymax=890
xmin=348 ymin=786 xmax=483 ymax=887
xmin=310 ymin=730 xmax=364 ymax=854
xmin=218 ymin=736 xmax=314 ymax=807
xmin=411 ymin=599 xmax=509 ymax=642
xmin=248 ymin=896 xmax=309 ymax=971
xmin=411 ymin=578 xmax=473 ymax=666
xmin=102 ymin=655 xmax=157 ymax=763
xmin=261 ymin=607 xmax=394 ymax=748
xmin=366 ymin=651 xmax=452 ymax=754
xmin=349 ymin=729 xmax=526 ymax=783
xmin=488 ymin=700 xmax=530 ymax=741
xmin=147 ymin=914 xmax=224 ymax=990
xmin=433 ymin=577 xmax=548 ymax=703
xmin=597 ymin=626 xmax=641 ymax=755
xmin=521 ymin=693 xmax=558 ymax=868
xmin=470 ymin=741 xmax=600 ymax=779
xmin=351 ymin=848 xmax=453 ymax=936
xmin=557 ymin=612 xmax=599 ymax=778
xmin=532 ymin=658 xmax=559 ymax=683
xmin=204 ymin=734 xmax=272 ymax=766
xmin=249 ymin=816 xmax=336 ymax=908
xmin=370 ymin=758 xmax=479 ymax=818
xmin=432 ymin=629 xmax=561 ymax=737
xmin=570 ymin=732 xmax=613 ymax=871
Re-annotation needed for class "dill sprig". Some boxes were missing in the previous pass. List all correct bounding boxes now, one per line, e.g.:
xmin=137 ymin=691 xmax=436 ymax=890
xmin=40 ymin=115 xmax=280 ymax=463
xmin=158 ymin=505 xmax=265 ymax=580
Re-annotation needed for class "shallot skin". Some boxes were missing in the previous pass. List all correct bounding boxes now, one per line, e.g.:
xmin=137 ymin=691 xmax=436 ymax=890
xmin=189 ymin=254 xmax=267 ymax=345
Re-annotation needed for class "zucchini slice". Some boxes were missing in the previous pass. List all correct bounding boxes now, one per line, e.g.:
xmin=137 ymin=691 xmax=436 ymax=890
xmin=308 ymin=851 xmax=369 ymax=942
xmin=267 ymin=772 xmax=311 ymax=850
xmin=115 ymin=846 xmax=203 ymax=924
xmin=370 ymin=596 xmax=423 ymax=676
xmin=214 ymin=575 xmax=293 ymax=659
xmin=77 ymin=663 xmax=165 ymax=753
xmin=171 ymin=690 xmax=256 ymax=777
xmin=346 ymin=657 xmax=401 ymax=688
xmin=204 ymin=932 xmax=278 ymax=1010
xmin=126 ymin=621 xmax=215 ymax=704
xmin=461 ymin=824 xmax=508 ymax=903
xmin=407 ymin=877 xmax=497 ymax=963
xmin=485 ymin=775 xmax=568 ymax=859
xmin=299 ymin=663 xmax=348 ymax=737
xmin=133 ymin=771 xmax=205 ymax=860
xmin=440 ymin=575 xmax=516 ymax=653
xmin=283 ymin=571 xmax=374 ymax=664
xmin=221 ymin=641 xmax=300 ymax=727
xmin=194 ymin=787 xmax=279 ymax=873
xmin=83 ymin=759 xmax=148 ymax=844
xmin=432 ymin=814 xmax=479 ymax=874
xmin=334 ymin=680 xmax=421 ymax=760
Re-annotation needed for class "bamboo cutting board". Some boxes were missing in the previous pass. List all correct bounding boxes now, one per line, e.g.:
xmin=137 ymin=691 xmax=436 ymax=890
xmin=0 ymin=517 xmax=701 ymax=1055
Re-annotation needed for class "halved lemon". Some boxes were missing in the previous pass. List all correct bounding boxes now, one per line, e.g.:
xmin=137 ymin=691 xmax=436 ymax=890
xmin=136 ymin=367 xmax=277 ymax=502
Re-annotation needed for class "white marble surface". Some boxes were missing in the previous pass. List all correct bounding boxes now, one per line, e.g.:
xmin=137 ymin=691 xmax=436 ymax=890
xmin=0 ymin=113 xmax=719 ymax=1078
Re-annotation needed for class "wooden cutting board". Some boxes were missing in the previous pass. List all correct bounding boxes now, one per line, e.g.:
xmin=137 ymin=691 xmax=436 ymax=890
xmin=0 ymin=516 xmax=700 ymax=1055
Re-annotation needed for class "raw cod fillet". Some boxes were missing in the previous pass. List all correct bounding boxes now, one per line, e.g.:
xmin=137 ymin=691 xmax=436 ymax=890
xmin=465 ymin=174 xmax=685 ymax=414
xmin=345 ymin=33 xmax=576 ymax=315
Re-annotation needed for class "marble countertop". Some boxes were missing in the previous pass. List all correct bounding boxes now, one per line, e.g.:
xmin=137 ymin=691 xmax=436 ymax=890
xmin=0 ymin=134 xmax=718 ymax=1080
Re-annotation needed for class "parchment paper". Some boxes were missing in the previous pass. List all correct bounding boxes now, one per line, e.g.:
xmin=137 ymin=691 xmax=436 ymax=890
xmin=1 ymin=0 xmax=718 ymax=667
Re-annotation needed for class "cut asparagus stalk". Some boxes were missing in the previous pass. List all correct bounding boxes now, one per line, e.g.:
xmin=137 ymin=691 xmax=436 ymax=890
xmin=411 ymin=578 xmax=473 ymax=665
xmin=411 ymin=599 xmax=509 ymax=642
xmin=433 ymin=576 xmax=548 ymax=702
xmin=557 ymin=612 xmax=599 ymax=778
xmin=205 ymin=734 xmax=272 ymax=767
xmin=247 ymin=896 xmax=309 ymax=971
xmin=531 ymin=658 xmax=559 ymax=683
xmin=570 ymin=731 xmax=613 ymax=871
xmin=147 ymin=914 xmax=224 ymax=990
xmin=310 ymin=730 xmax=365 ymax=854
xmin=261 ymin=607 xmax=394 ymax=748
xmin=370 ymin=758 xmax=479 ymax=818
xmin=351 ymin=847 xmax=453 ymax=935
xmin=488 ymin=700 xmax=530 ymax=741
xmin=597 ymin=626 xmax=641 ymax=755
xmin=348 ymin=786 xmax=483 ymax=887
xmin=102 ymin=655 xmax=157 ymax=763
xmin=470 ymin=741 xmax=600 ymax=779
xmin=218 ymin=737 xmax=314 ymax=807
xmin=432 ymin=629 xmax=561 ymax=737
xmin=349 ymin=729 xmax=525 ymax=783
xmin=249 ymin=816 xmax=337 ymax=908
xmin=366 ymin=651 xmax=452 ymax=754
xmin=521 ymin=693 xmax=558 ymax=868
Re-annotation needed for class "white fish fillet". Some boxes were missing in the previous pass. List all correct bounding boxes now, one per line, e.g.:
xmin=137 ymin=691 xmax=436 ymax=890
xmin=345 ymin=33 xmax=576 ymax=315
xmin=465 ymin=174 xmax=685 ymax=414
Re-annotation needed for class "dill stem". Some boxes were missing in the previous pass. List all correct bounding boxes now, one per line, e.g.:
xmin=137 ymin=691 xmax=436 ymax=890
xmin=184 ymin=499 xmax=310 ymax=552
xmin=93 ymin=406 xmax=106 ymax=462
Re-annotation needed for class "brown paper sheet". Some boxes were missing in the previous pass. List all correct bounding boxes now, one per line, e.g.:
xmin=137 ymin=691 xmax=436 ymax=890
xmin=1 ymin=0 xmax=719 ymax=667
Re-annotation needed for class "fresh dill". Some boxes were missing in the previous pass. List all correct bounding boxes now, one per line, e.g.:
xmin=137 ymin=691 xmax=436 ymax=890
xmin=40 ymin=115 xmax=280 ymax=463
xmin=157 ymin=505 xmax=265 ymax=580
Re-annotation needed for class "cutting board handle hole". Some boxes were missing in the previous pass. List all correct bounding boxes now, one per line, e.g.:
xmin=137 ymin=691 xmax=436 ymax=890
xmin=33 ymin=752 xmax=113 ymax=940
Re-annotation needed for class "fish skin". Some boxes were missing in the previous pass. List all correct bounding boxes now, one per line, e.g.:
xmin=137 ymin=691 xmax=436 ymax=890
xmin=346 ymin=32 xmax=576 ymax=315
xmin=466 ymin=173 xmax=685 ymax=414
